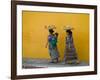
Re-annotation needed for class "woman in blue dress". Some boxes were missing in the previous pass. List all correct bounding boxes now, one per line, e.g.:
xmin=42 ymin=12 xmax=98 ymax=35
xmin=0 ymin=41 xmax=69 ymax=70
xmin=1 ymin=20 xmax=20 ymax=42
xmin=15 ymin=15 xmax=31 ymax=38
xmin=45 ymin=25 xmax=59 ymax=63
xmin=63 ymin=26 xmax=79 ymax=64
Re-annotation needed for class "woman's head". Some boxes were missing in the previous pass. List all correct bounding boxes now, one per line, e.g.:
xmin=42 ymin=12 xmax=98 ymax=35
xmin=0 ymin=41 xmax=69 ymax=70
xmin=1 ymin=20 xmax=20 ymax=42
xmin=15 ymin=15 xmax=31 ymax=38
xmin=55 ymin=32 xmax=59 ymax=38
xmin=66 ymin=30 xmax=72 ymax=36
xmin=49 ymin=29 xmax=54 ymax=34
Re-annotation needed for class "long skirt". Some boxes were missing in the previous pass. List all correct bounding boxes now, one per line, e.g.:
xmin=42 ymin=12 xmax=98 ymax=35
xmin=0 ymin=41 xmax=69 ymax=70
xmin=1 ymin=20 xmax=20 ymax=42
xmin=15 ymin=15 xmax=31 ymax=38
xmin=49 ymin=47 xmax=59 ymax=60
xmin=64 ymin=45 xmax=78 ymax=63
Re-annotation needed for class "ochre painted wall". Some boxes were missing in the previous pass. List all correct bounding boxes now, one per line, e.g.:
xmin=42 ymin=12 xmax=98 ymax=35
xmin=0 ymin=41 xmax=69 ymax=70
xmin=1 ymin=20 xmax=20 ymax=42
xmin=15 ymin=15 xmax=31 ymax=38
xmin=22 ymin=11 xmax=89 ymax=63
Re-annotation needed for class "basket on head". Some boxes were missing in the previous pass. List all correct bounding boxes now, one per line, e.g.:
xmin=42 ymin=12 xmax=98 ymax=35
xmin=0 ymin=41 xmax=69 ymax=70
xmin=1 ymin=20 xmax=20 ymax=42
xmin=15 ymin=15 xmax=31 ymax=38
xmin=45 ymin=25 xmax=56 ymax=30
xmin=64 ymin=25 xmax=74 ymax=31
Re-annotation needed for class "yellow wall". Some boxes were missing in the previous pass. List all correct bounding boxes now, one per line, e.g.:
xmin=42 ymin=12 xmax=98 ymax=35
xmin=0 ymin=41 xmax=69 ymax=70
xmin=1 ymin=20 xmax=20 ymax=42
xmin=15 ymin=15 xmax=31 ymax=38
xmin=22 ymin=11 xmax=89 ymax=63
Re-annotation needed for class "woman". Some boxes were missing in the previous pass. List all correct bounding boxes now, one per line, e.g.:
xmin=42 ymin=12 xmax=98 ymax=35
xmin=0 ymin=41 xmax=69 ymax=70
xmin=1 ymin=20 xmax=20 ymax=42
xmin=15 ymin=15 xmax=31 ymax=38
xmin=45 ymin=25 xmax=59 ymax=63
xmin=63 ymin=26 xmax=79 ymax=64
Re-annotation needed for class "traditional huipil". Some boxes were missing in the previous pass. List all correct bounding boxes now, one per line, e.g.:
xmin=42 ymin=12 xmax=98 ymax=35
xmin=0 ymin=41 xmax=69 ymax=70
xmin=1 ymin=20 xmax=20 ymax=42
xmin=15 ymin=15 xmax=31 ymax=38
xmin=63 ymin=26 xmax=79 ymax=64
xmin=48 ymin=34 xmax=59 ymax=62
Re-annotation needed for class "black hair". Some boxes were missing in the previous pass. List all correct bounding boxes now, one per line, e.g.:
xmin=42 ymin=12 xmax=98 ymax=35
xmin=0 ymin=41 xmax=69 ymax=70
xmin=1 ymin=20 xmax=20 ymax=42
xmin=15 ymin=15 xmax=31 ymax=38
xmin=55 ymin=32 xmax=59 ymax=38
xmin=49 ymin=29 xmax=54 ymax=34
xmin=66 ymin=30 xmax=72 ymax=35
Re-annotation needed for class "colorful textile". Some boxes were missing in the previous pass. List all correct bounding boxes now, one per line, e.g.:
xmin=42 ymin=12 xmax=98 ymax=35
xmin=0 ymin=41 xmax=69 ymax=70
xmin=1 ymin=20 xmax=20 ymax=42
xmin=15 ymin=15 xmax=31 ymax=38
xmin=48 ymin=35 xmax=59 ymax=59
xmin=64 ymin=35 xmax=78 ymax=62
